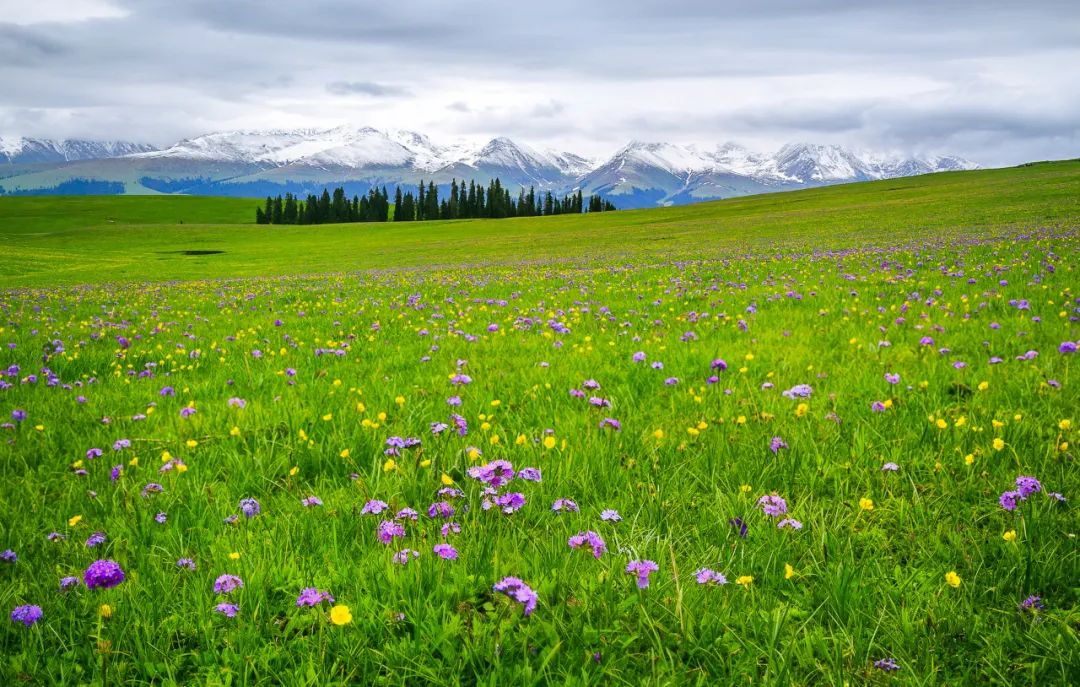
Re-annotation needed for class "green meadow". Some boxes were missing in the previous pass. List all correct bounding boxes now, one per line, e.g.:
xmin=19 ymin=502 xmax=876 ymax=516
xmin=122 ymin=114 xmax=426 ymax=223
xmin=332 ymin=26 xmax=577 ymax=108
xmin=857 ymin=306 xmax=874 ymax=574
xmin=0 ymin=163 xmax=1078 ymax=685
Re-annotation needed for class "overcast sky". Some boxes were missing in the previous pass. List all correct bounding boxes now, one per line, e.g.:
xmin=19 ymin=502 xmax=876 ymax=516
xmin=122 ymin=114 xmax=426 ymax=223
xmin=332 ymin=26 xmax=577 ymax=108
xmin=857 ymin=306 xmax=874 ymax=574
xmin=0 ymin=0 xmax=1077 ymax=165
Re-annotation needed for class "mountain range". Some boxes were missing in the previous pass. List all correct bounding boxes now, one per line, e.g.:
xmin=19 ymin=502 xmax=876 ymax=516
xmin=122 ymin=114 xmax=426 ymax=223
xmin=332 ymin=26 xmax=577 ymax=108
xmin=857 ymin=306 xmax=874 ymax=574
xmin=0 ymin=127 xmax=978 ymax=207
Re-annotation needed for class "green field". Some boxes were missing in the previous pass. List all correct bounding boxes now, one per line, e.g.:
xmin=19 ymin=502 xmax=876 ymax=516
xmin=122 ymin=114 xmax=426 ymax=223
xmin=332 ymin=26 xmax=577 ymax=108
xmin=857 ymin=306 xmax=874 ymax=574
xmin=0 ymin=160 xmax=1077 ymax=287
xmin=0 ymin=164 xmax=1078 ymax=685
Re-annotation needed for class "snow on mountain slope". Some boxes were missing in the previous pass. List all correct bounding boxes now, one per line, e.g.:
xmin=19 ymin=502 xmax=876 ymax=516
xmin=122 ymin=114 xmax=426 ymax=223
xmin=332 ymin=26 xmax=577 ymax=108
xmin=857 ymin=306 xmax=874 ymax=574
xmin=0 ymin=137 xmax=156 ymax=164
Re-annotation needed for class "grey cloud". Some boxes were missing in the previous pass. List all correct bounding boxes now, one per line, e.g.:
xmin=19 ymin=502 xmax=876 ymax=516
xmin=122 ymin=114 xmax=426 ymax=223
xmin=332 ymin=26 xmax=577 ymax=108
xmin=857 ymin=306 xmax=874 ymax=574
xmin=326 ymin=81 xmax=410 ymax=97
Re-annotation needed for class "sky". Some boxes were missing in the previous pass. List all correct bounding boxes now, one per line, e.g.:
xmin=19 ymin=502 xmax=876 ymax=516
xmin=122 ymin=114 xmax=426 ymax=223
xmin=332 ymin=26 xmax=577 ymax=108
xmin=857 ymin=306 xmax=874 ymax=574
xmin=0 ymin=0 xmax=1077 ymax=166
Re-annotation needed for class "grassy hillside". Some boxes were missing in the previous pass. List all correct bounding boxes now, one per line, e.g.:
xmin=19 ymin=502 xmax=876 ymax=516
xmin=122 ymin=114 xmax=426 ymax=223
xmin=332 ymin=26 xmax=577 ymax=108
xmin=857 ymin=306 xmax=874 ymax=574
xmin=0 ymin=160 xmax=1077 ymax=287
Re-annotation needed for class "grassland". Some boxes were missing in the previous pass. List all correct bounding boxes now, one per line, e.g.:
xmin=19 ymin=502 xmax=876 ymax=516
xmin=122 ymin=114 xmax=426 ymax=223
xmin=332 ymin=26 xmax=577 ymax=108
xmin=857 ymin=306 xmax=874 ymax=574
xmin=0 ymin=160 xmax=1077 ymax=287
xmin=0 ymin=163 xmax=1078 ymax=685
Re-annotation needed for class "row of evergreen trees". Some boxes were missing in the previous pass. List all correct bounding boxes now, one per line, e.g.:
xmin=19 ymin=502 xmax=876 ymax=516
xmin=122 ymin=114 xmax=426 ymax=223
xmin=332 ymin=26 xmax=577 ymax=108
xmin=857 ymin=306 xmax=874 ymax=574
xmin=255 ymin=178 xmax=615 ymax=225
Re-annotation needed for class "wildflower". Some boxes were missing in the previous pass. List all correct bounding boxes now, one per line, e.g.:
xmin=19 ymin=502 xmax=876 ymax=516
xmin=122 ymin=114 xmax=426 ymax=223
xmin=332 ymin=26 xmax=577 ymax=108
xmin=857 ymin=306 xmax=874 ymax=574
xmin=215 ymin=603 xmax=239 ymax=618
xmin=729 ymin=517 xmax=748 ymax=538
xmin=757 ymin=494 xmax=788 ymax=517
xmin=781 ymin=384 xmax=813 ymax=399
xmin=784 ymin=563 xmax=795 ymax=579
xmin=177 ymin=558 xmax=196 ymax=571
xmin=493 ymin=577 xmax=538 ymax=616
xmin=392 ymin=549 xmax=420 ymax=565
xmin=433 ymin=543 xmax=458 ymax=560
xmin=239 ymin=498 xmax=260 ymax=518
xmin=1003 ymin=530 xmax=1017 ymax=542
xmin=84 ymin=560 xmax=125 ymax=589
xmin=440 ymin=522 xmax=461 ymax=537
xmin=361 ymin=500 xmax=389 ymax=515
xmin=999 ymin=490 xmax=1023 ymax=511
xmin=992 ymin=438 xmax=1005 ymax=451
xmin=302 ymin=496 xmax=323 ymax=507
xmin=329 ymin=604 xmax=353 ymax=625
xmin=0 ymin=549 xmax=15 ymax=563
xmin=377 ymin=520 xmax=406 ymax=545
xmin=428 ymin=502 xmax=455 ymax=519
xmin=395 ymin=508 xmax=418 ymax=521
xmin=99 ymin=604 xmax=112 ymax=619
xmin=60 ymin=576 xmax=80 ymax=590
xmin=1015 ymin=475 xmax=1041 ymax=498
xmin=626 ymin=559 xmax=659 ymax=589
xmin=694 ymin=568 xmax=727 ymax=585
xmin=874 ymin=658 xmax=900 ymax=672
xmin=944 ymin=571 xmax=961 ymax=588
xmin=11 ymin=605 xmax=42 ymax=627
xmin=882 ymin=462 xmax=899 ymax=472
xmin=777 ymin=518 xmax=803 ymax=529
xmin=155 ymin=512 xmax=167 ymax=524
xmin=568 ymin=531 xmax=607 ymax=559
xmin=296 ymin=588 xmax=335 ymax=607
xmin=859 ymin=498 xmax=874 ymax=511
xmin=768 ymin=436 xmax=788 ymax=453
xmin=600 ymin=509 xmax=622 ymax=522
xmin=213 ymin=574 xmax=244 ymax=595
xmin=543 ymin=436 xmax=557 ymax=449
xmin=1019 ymin=595 xmax=1045 ymax=614
xmin=141 ymin=483 xmax=164 ymax=498
xmin=551 ymin=498 xmax=579 ymax=514
xmin=735 ymin=575 xmax=754 ymax=586
xmin=518 ymin=467 xmax=542 ymax=482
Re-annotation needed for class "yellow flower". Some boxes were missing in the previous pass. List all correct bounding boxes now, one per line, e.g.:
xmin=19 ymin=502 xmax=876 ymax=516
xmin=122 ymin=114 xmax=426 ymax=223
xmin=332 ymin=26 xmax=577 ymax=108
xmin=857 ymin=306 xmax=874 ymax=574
xmin=784 ymin=563 xmax=795 ymax=580
xmin=1002 ymin=530 xmax=1017 ymax=543
xmin=795 ymin=403 xmax=808 ymax=417
xmin=69 ymin=515 xmax=83 ymax=527
xmin=160 ymin=451 xmax=172 ymax=463
xmin=935 ymin=419 xmax=948 ymax=430
xmin=735 ymin=575 xmax=754 ymax=587
xmin=129 ymin=456 xmax=139 ymax=467
xmin=1060 ymin=419 xmax=1073 ymax=431
xmin=185 ymin=439 xmax=198 ymax=449
xmin=289 ymin=465 xmax=299 ymax=476
xmin=977 ymin=381 xmax=989 ymax=391
xmin=543 ymin=436 xmax=557 ymax=449
xmin=441 ymin=473 xmax=455 ymax=486
xmin=992 ymin=438 xmax=1005 ymax=451
xmin=229 ymin=552 xmax=240 ymax=560
xmin=964 ymin=453 xmax=975 ymax=465
xmin=945 ymin=571 xmax=961 ymax=588
xmin=489 ymin=435 xmax=500 ymax=445
xmin=383 ymin=458 xmax=397 ymax=472
xmin=339 ymin=448 xmax=350 ymax=458
xmin=395 ymin=396 xmax=405 ymax=406
xmin=230 ymin=426 xmax=241 ymax=437
xmin=736 ymin=415 xmax=746 ymax=425
xmin=322 ymin=413 xmax=333 ymax=421
xmin=99 ymin=604 xmax=112 ymax=619
xmin=329 ymin=604 xmax=353 ymax=626
xmin=515 ymin=434 xmax=527 ymax=446
xmin=377 ymin=412 xmax=387 ymax=422
xmin=859 ymin=498 xmax=874 ymax=511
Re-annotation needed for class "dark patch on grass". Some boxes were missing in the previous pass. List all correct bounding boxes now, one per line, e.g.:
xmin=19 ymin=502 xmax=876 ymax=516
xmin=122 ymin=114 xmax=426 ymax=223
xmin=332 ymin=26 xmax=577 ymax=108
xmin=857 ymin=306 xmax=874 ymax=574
xmin=158 ymin=250 xmax=226 ymax=256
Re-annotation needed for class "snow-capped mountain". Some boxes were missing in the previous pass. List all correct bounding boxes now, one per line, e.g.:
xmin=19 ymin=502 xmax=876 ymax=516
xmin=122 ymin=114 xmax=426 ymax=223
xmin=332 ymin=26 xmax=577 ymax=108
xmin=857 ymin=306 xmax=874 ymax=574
xmin=0 ymin=137 xmax=156 ymax=165
xmin=0 ymin=127 xmax=977 ymax=206
xmin=576 ymin=140 xmax=978 ymax=206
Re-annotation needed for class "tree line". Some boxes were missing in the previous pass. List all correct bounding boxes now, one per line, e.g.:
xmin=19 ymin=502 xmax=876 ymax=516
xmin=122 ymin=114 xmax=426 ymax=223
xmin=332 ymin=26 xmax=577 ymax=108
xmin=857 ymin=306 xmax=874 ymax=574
xmin=255 ymin=178 xmax=616 ymax=225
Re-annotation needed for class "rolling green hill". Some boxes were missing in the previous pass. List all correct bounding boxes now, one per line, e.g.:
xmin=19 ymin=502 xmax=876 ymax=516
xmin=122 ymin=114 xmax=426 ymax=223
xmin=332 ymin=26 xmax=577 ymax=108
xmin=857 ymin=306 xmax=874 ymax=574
xmin=0 ymin=160 xmax=1077 ymax=288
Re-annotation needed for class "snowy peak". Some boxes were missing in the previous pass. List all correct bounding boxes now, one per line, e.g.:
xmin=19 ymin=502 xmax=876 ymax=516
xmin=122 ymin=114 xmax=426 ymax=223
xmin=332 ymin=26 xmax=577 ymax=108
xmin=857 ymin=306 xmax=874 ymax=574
xmin=0 ymin=137 xmax=155 ymax=164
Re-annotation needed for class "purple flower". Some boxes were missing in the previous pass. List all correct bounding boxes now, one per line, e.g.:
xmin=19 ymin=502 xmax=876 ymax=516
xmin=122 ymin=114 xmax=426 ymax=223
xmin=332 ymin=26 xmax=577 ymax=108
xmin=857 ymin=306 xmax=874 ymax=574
xmin=568 ymin=531 xmax=607 ymax=559
xmin=227 ymin=397 xmax=247 ymax=408
xmin=433 ymin=543 xmax=458 ymax=560
xmin=777 ymin=518 xmax=803 ymax=529
xmin=215 ymin=603 xmax=239 ymax=618
xmin=871 ymin=401 xmax=887 ymax=413
xmin=1020 ymin=595 xmax=1045 ymax=613
xmin=296 ymin=587 xmax=335 ymax=607
xmin=757 ymin=494 xmax=788 ymax=517
xmin=177 ymin=558 xmax=196 ymax=571
xmin=467 ymin=460 xmax=515 ymax=487
xmin=141 ymin=483 xmax=164 ymax=498
xmin=599 ymin=417 xmax=622 ymax=431
xmin=1058 ymin=341 xmax=1078 ymax=354
xmin=884 ymin=373 xmax=900 ymax=384
xmin=782 ymin=384 xmax=813 ymax=399
xmin=1015 ymin=476 xmax=1041 ymax=498
xmin=85 ymin=532 xmax=107 ymax=548
xmin=491 ymin=492 xmax=526 ymax=514
xmin=493 ymin=576 xmax=537 ymax=616
xmin=84 ymin=559 xmax=125 ymax=589
xmin=239 ymin=498 xmax=260 ymax=518
xmin=632 ymin=351 xmax=646 ymax=363
xmin=999 ymin=490 xmax=1023 ymax=511
xmin=882 ymin=462 xmax=900 ymax=472
xmin=427 ymin=502 xmax=455 ymax=519
xmin=86 ymin=448 xmax=103 ymax=460
xmin=518 ymin=467 xmax=542 ymax=482
xmin=768 ymin=436 xmax=788 ymax=454
xmin=392 ymin=549 xmax=421 ymax=565
xmin=874 ymin=658 xmax=900 ymax=672
xmin=440 ymin=522 xmax=461 ymax=538
xmin=600 ymin=509 xmax=622 ymax=522
xmin=60 ymin=576 xmax=80 ymax=590
xmin=0 ymin=549 xmax=15 ymax=563
xmin=711 ymin=358 xmax=727 ymax=372
xmin=694 ymin=568 xmax=728 ymax=585
xmin=729 ymin=517 xmax=748 ymax=538
xmin=11 ymin=409 xmax=27 ymax=422
xmin=110 ymin=465 xmax=122 ymax=481
xmin=155 ymin=512 xmax=167 ymax=524
xmin=112 ymin=439 xmax=130 ymax=451
xmin=302 ymin=496 xmax=323 ymax=507
xmin=361 ymin=499 xmax=389 ymax=515
xmin=551 ymin=498 xmax=579 ymax=514
xmin=377 ymin=520 xmax=406 ymax=545
xmin=626 ymin=559 xmax=659 ymax=589
xmin=11 ymin=605 xmax=42 ymax=627
xmin=179 ymin=407 xmax=197 ymax=418
xmin=395 ymin=508 xmax=419 ymax=521
xmin=213 ymin=574 xmax=244 ymax=595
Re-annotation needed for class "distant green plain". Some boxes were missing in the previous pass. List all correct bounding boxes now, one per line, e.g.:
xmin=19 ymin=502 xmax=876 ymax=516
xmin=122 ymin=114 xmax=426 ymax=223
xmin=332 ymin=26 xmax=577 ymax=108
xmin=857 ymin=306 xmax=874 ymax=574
xmin=0 ymin=160 xmax=1077 ymax=288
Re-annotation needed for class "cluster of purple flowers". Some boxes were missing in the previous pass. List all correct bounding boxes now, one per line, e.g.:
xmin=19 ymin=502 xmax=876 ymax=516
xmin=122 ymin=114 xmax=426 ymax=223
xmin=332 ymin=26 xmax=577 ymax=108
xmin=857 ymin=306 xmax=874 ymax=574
xmin=568 ymin=531 xmax=607 ymax=559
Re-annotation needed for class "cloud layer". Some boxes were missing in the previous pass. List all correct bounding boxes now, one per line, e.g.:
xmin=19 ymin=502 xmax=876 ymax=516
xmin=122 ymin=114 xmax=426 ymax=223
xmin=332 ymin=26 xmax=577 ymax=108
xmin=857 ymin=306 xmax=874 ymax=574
xmin=1 ymin=0 xmax=1077 ymax=165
